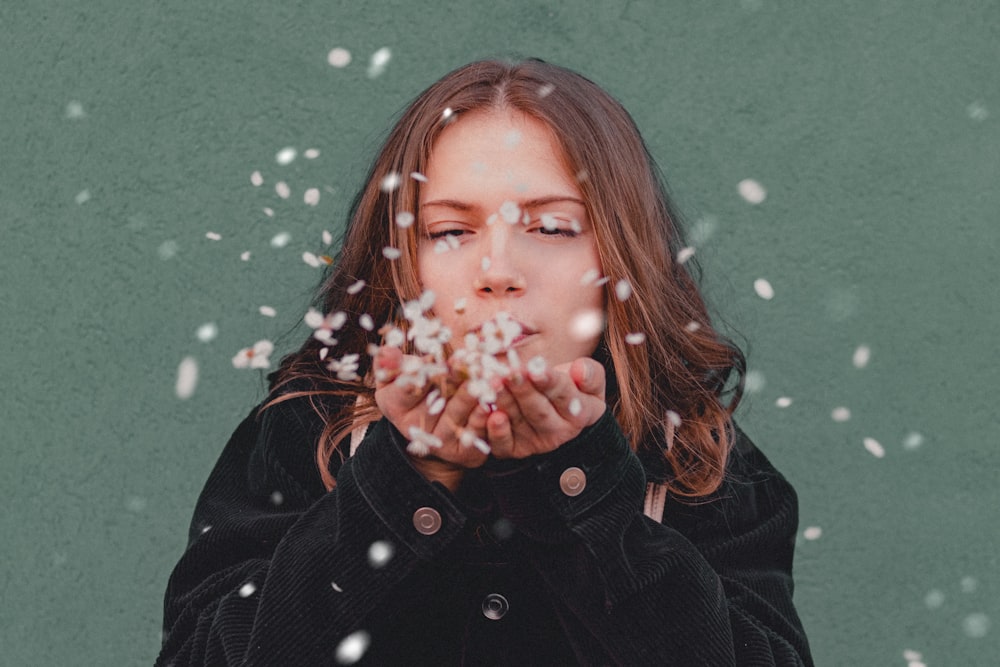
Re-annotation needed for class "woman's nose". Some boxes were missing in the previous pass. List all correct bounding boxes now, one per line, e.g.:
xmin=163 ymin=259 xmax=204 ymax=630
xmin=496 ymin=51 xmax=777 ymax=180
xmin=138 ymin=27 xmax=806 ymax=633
xmin=472 ymin=227 xmax=525 ymax=295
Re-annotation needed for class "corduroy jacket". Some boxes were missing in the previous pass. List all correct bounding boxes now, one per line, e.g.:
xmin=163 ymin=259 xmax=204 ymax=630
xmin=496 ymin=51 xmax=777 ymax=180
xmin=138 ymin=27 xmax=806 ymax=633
xmin=157 ymin=386 xmax=813 ymax=666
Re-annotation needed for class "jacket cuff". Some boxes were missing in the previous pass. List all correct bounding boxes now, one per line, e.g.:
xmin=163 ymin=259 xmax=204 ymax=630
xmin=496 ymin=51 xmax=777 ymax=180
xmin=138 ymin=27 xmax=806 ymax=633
xmin=483 ymin=410 xmax=643 ymax=537
xmin=348 ymin=417 xmax=467 ymax=560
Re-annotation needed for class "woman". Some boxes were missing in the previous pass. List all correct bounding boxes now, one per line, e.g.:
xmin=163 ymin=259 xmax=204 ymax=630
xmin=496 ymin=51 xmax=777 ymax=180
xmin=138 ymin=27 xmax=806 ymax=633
xmin=157 ymin=59 xmax=813 ymax=665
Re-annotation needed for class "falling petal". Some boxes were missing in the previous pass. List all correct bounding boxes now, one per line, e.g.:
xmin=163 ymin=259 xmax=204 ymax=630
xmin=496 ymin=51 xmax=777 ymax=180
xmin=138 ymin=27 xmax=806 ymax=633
xmin=270 ymin=491 xmax=284 ymax=505
xmin=962 ymin=613 xmax=990 ymax=638
xmin=568 ymin=310 xmax=604 ymax=341
xmin=924 ymin=589 xmax=945 ymax=609
xmin=335 ymin=630 xmax=371 ymax=665
xmin=903 ymin=432 xmax=924 ymax=450
xmin=410 ymin=171 xmax=428 ymax=182
xmin=322 ymin=230 xmax=333 ymax=245
xmin=744 ymin=370 xmax=765 ymax=393
xmin=238 ymin=583 xmax=256 ymax=598
xmin=526 ymin=356 xmax=547 ymax=377
xmin=967 ymin=101 xmax=989 ymax=121
xmin=961 ymin=576 xmax=979 ymax=593
xmin=852 ymin=345 xmax=871 ymax=368
xmin=367 ymin=540 xmax=394 ymax=567
xmin=380 ymin=172 xmax=401 ymax=192
xmin=775 ymin=396 xmax=793 ymax=408
xmin=395 ymin=211 xmax=415 ymax=228
xmin=359 ymin=314 xmax=374 ymax=330
xmin=276 ymin=147 xmax=296 ymax=165
xmin=206 ymin=232 xmax=221 ymax=241
xmin=625 ymin=332 xmax=646 ymax=345
xmin=676 ymin=247 xmax=695 ymax=264
xmin=537 ymin=83 xmax=555 ymax=97
xmin=263 ymin=207 xmax=274 ymax=217
xmin=382 ymin=246 xmax=401 ymax=260
xmin=665 ymin=410 xmax=682 ymax=428
xmin=196 ymin=323 xmax=218 ymax=342
xmin=685 ymin=321 xmax=701 ymax=332
xmin=303 ymin=252 xmax=321 ymax=268
xmin=259 ymin=306 xmax=276 ymax=317
xmin=803 ymin=526 xmax=822 ymax=540
xmin=442 ymin=107 xmax=454 ymax=121
xmin=250 ymin=171 xmax=263 ymax=186
xmin=568 ymin=398 xmax=582 ymax=417
xmin=367 ymin=47 xmax=391 ymax=78
xmin=65 ymin=100 xmax=86 ymax=118
xmin=454 ymin=297 xmax=466 ymax=314
xmin=831 ymin=407 xmax=851 ymax=422
xmin=158 ymin=240 xmax=179 ymax=260
xmin=75 ymin=190 xmax=90 ymax=204
xmin=689 ymin=216 xmax=717 ymax=245
xmin=863 ymin=437 xmax=885 ymax=458
xmin=327 ymin=47 xmax=351 ymax=68
xmin=481 ymin=257 xmax=491 ymax=271
xmin=903 ymin=650 xmax=922 ymax=662
xmin=754 ymin=278 xmax=774 ymax=300
xmin=331 ymin=581 xmax=343 ymax=592
xmin=271 ymin=232 xmax=291 ymax=248
xmin=304 ymin=148 xmax=320 ymax=159
xmin=738 ymin=179 xmax=766 ymax=204
xmin=580 ymin=268 xmax=601 ymax=286
xmin=347 ymin=279 xmax=366 ymax=295
xmin=615 ymin=279 xmax=632 ymax=301
xmin=175 ymin=357 xmax=198 ymax=399
xmin=275 ymin=181 xmax=290 ymax=199
xmin=240 ymin=251 xmax=251 ymax=261
xmin=304 ymin=188 xmax=320 ymax=206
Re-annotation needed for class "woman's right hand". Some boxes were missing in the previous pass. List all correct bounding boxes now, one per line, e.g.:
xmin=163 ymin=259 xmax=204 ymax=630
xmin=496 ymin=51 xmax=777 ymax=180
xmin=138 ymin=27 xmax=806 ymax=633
xmin=372 ymin=346 xmax=490 ymax=491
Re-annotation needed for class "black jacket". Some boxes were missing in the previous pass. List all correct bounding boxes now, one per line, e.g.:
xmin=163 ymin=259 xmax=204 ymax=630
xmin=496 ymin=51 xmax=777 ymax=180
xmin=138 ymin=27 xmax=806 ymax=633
xmin=157 ymin=387 xmax=813 ymax=665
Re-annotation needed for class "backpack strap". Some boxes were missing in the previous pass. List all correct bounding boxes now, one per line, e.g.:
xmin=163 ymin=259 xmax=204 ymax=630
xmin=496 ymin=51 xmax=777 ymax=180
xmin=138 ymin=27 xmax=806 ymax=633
xmin=349 ymin=421 xmax=667 ymax=522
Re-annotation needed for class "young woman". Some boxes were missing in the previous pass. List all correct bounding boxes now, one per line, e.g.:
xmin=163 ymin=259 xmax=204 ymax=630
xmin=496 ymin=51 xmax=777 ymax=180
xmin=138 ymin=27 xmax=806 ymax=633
xmin=157 ymin=59 xmax=813 ymax=665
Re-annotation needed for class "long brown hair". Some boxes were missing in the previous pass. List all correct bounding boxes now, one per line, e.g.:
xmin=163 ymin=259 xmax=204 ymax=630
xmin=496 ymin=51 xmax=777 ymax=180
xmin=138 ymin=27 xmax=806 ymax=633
xmin=263 ymin=58 xmax=746 ymax=498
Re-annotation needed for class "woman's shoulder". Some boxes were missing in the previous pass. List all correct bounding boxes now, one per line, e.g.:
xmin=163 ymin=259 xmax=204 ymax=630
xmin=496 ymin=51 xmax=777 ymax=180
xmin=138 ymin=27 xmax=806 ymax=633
xmin=244 ymin=378 xmax=346 ymax=504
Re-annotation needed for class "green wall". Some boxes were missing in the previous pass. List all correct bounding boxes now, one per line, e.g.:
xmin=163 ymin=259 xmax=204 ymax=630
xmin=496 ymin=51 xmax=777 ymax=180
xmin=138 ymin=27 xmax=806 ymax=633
xmin=2 ymin=1 xmax=997 ymax=664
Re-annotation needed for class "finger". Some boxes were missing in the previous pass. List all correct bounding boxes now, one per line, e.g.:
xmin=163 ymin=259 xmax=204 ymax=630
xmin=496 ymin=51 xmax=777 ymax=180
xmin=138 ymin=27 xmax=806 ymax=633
xmin=485 ymin=409 xmax=516 ymax=459
xmin=373 ymin=346 xmax=402 ymax=387
xmin=568 ymin=357 xmax=606 ymax=400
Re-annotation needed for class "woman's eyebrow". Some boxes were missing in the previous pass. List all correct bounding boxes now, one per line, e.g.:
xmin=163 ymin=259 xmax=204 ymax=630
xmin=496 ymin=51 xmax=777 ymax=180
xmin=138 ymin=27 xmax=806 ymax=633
xmin=420 ymin=195 xmax=585 ymax=210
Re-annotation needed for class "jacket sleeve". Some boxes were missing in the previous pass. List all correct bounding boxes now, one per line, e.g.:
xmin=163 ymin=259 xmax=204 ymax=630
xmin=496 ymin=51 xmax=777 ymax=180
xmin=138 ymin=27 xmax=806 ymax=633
xmin=483 ymin=409 xmax=814 ymax=666
xmin=156 ymin=396 xmax=469 ymax=666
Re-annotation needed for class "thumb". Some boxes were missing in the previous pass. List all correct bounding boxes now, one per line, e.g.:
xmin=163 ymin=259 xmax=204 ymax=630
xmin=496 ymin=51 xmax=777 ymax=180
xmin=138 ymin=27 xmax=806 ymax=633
xmin=569 ymin=357 xmax=605 ymax=400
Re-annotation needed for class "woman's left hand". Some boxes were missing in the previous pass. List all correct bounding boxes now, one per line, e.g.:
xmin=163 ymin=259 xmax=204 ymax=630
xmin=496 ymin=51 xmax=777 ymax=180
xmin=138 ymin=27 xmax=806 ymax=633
xmin=487 ymin=356 xmax=606 ymax=459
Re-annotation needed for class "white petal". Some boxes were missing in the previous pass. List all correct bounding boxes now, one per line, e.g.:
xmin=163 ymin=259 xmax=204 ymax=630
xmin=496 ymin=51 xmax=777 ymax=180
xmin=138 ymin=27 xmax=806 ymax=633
xmin=852 ymin=345 xmax=871 ymax=368
xmin=250 ymin=171 xmax=263 ymax=186
xmin=259 ymin=306 xmax=276 ymax=317
xmin=568 ymin=398 xmax=582 ymax=417
xmin=499 ymin=200 xmax=520 ymax=224
xmin=753 ymin=278 xmax=774 ymax=300
xmin=382 ymin=246 xmax=402 ymax=260
xmin=270 ymin=232 xmax=291 ymax=248
xmin=863 ymin=437 xmax=885 ymax=458
xmin=676 ymin=247 xmax=695 ymax=264
xmin=240 ymin=251 xmax=251 ymax=261
xmin=205 ymin=232 xmax=221 ymax=241
xmin=579 ymin=268 xmax=600 ymax=286
xmin=175 ymin=357 xmax=198 ymax=400
xmin=410 ymin=171 xmax=428 ymax=182
xmin=568 ymin=309 xmax=604 ymax=341
xmin=625 ymin=332 xmax=645 ymax=345
xmin=803 ymin=526 xmax=822 ymax=540
xmin=775 ymin=396 xmax=793 ymax=408
xmin=738 ymin=179 xmax=766 ymax=204
xmin=238 ymin=583 xmax=257 ymax=598
xmin=367 ymin=47 xmax=391 ymax=78
xmin=831 ymin=406 xmax=851 ymax=422
xmin=304 ymin=148 xmax=320 ymax=159
xmin=196 ymin=323 xmax=218 ymax=342
xmin=347 ymin=279 xmax=366 ymax=294
xmin=395 ymin=211 xmax=415 ymax=228
xmin=359 ymin=314 xmax=374 ymax=330
xmin=665 ymin=410 xmax=682 ymax=427
xmin=322 ymin=230 xmax=333 ymax=245
xmin=276 ymin=147 xmax=297 ymax=165
xmin=327 ymin=47 xmax=351 ymax=68
xmin=302 ymin=252 xmax=320 ymax=268
xmin=335 ymin=630 xmax=371 ymax=665
xmin=453 ymin=297 xmax=466 ymax=314
xmin=304 ymin=308 xmax=325 ymax=328
xmin=615 ymin=279 xmax=632 ymax=301
xmin=304 ymin=188 xmax=320 ymax=206
xmin=275 ymin=181 xmax=291 ymax=199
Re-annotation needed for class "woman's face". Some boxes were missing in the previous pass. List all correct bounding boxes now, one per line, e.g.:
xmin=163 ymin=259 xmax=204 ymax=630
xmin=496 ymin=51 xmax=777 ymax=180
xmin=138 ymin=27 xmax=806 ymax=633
xmin=417 ymin=108 xmax=604 ymax=368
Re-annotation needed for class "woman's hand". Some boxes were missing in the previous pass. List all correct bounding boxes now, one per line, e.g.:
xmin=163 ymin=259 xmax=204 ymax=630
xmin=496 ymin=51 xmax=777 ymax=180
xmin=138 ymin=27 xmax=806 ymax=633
xmin=487 ymin=357 xmax=606 ymax=460
xmin=372 ymin=346 xmax=490 ymax=491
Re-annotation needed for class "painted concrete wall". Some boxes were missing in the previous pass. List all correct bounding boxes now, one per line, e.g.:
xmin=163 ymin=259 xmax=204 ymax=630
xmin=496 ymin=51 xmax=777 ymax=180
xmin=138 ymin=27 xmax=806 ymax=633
xmin=2 ymin=1 xmax=997 ymax=664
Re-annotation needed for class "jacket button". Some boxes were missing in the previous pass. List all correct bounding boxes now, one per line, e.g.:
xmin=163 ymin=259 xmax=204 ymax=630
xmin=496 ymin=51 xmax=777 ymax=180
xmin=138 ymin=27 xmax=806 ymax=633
xmin=559 ymin=467 xmax=586 ymax=496
xmin=482 ymin=593 xmax=509 ymax=620
xmin=412 ymin=507 xmax=442 ymax=535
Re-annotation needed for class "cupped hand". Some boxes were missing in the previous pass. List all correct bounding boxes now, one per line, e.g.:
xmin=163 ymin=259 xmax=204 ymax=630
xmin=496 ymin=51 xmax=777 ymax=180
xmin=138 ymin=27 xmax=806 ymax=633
xmin=372 ymin=346 xmax=491 ymax=490
xmin=487 ymin=356 xmax=606 ymax=460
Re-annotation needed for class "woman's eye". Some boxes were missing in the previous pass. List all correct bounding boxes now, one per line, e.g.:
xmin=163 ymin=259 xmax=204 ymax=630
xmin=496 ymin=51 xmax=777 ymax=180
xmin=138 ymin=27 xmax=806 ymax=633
xmin=533 ymin=215 xmax=579 ymax=237
xmin=427 ymin=228 xmax=466 ymax=240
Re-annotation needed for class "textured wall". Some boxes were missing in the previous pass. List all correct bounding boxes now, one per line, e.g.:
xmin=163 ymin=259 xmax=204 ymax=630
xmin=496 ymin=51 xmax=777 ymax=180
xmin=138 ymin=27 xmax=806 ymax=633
xmin=2 ymin=1 xmax=998 ymax=664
